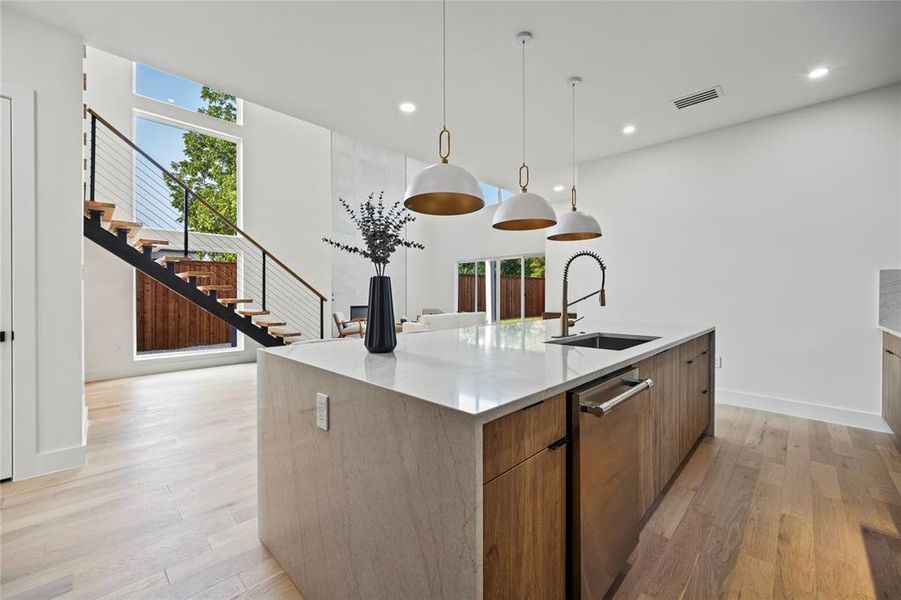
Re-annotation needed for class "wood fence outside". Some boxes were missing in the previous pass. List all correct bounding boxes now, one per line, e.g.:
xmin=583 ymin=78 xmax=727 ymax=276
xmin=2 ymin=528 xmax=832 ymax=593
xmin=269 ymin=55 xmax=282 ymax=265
xmin=457 ymin=274 xmax=545 ymax=319
xmin=136 ymin=259 xmax=237 ymax=352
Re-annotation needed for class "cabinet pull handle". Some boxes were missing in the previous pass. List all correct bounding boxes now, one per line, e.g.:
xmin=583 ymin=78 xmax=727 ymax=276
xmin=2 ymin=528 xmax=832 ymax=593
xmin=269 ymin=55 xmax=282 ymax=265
xmin=887 ymin=349 xmax=898 ymax=357
xmin=548 ymin=438 xmax=566 ymax=451
xmin=701 ymin=389 xmax=708 ymax=394
xmin=580 ymin=378 xmax=654 ymax=416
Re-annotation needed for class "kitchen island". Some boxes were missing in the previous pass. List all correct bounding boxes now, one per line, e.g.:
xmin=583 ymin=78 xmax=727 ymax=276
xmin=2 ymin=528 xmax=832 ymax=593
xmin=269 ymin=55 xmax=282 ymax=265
xmin=257 ymin=319 xmax=714 ymax=599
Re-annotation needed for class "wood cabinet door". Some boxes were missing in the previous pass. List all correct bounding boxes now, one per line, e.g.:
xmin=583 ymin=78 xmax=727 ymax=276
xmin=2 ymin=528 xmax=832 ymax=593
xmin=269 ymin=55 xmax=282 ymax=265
xmin=484 ymin=446 xmax=566 ymax=600
xmin=655 ymin=349 xmax=682 ymax=493
xmin=695 ymin=357 xmax=711 ymax=441
xmin=883 ymin=347 xmax=901 ymax=436
xmin=678 ymin=357 xmax=696 ymax=461
xmin=679 ymin=353 xmax=711 ymax=459
xmin=636 ymin=355 xmax=659 ymax=516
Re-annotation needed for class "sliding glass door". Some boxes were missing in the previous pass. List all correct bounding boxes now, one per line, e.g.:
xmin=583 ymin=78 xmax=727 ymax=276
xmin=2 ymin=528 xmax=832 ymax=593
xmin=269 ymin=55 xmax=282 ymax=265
xmin=457 ymin=254 xmax=545 ymax=323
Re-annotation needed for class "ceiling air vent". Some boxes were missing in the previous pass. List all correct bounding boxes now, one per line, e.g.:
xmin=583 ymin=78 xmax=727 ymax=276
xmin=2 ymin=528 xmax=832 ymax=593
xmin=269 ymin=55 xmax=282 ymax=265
xmin=673 ymin=86 xmax=723 ymax=110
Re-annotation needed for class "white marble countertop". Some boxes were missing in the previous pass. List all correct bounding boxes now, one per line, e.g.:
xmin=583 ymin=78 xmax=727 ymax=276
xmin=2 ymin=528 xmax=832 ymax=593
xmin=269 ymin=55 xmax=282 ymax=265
xmin=261 ymin=319 xmax=714 ymax=419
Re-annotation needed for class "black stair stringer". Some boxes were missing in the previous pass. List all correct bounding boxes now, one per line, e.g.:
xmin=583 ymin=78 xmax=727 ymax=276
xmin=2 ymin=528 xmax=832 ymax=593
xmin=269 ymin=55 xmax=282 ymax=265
xmin=83 ymin=216 xmax=283 ymax=348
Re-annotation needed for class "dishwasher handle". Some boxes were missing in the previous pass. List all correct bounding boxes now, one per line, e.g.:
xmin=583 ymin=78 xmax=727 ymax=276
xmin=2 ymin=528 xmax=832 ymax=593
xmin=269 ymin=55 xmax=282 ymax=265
xmin=580 ymin=378 xmax=653 ymax=417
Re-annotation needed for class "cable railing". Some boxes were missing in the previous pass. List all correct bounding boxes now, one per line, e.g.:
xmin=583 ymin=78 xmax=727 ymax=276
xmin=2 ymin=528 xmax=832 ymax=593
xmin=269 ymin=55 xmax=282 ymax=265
xmin=85 ymin=108 xmax=326 ymax=341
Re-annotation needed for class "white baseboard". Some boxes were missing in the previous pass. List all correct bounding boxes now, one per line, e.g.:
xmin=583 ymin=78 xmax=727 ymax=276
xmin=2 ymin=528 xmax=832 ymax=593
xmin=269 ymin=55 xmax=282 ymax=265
xmin=716 ymin=388 xmax=891 ymax=433
xmin=34 ymin=444 xmax=87 ymax=477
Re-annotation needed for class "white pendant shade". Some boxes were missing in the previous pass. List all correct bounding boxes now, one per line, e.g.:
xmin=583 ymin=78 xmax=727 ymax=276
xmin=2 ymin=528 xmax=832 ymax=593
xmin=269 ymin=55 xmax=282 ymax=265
xmin=492 ymin=191 xmax=557 ymax=230
xmin=546 ymin=208 xmax=603 ymax=241
xmin=404 ymin=162 xmax=485 ymax=216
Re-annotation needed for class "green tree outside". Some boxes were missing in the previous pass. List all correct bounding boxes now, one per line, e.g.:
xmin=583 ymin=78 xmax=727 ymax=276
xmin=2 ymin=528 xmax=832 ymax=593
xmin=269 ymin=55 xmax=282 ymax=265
xmin=459 ymin=256 xmax=545 ymax=278
xmin=166 ymin=88 xmax=238 ymax=261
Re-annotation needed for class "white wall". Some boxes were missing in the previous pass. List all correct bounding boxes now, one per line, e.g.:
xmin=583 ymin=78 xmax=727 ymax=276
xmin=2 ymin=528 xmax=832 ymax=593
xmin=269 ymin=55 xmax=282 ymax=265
xmin=83 ymin=48 xmax=331 ymax=381
xmin=546 ymin=84 xmax=901 ymax=430
xmin=1 ymin=9 xmax=86 ymax=475
xmin=330 ymin=132 xmax=407 ymax=327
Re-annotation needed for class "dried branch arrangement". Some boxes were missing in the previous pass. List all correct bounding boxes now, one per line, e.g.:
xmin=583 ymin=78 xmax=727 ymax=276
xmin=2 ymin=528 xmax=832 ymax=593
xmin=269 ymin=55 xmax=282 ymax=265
xmin=323 ymin=191 xmax=425 ymax=276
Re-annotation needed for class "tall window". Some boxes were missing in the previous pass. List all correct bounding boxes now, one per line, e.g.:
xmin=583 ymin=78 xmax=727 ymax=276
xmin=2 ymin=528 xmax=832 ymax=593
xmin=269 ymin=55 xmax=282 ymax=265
xmin=134 ymin=117 xmax=238 ymax=243
xmin=132 ymin=65 xmax=241 ymax=356
xmin=135 ymin=63 xmax=241 ymax=124
xmin=457 ymin=254 xmax=545 ymax=322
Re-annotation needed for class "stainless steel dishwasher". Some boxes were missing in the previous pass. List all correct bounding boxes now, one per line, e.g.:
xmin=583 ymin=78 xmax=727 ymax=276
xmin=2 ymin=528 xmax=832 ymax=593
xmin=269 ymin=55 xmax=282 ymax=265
xmin=569 ymin=366 xmax=654 ymax=599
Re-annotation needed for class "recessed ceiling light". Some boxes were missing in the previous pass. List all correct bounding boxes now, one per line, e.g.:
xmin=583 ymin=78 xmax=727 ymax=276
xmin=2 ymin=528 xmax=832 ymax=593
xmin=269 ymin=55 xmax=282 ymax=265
xmin=399 ymin=102 xmax=417 ymax=113
xmin=622 ymin=125 xmax=636 ymax=135
xmin=553 ymin=185 xmax=565 ymax=192
xmin=807 ymin=67 xmax=829 ymax=80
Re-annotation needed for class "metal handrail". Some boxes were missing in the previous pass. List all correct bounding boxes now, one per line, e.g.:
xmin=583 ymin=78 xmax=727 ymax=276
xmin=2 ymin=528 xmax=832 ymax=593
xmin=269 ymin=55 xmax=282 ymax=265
xmin=87 ymin=107 xmax=327 ymax=302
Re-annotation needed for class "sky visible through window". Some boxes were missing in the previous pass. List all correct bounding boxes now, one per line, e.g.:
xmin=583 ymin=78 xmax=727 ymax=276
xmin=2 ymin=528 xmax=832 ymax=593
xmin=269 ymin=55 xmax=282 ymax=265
xmin=136 ymin=64 xmax=224 ymax=117
xmin=479 ymin=182 xmax=513 ymax=206
xmin=135 ymin=118 xmax=188 ymax=230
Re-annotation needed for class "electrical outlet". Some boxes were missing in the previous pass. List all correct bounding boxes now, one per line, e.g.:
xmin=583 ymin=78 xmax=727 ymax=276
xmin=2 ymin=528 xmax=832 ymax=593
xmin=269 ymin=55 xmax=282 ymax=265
xmin=316 ymin=393 xmax=329 ymax=431
xmin=716 ymin=356 xmax=723 ymax=369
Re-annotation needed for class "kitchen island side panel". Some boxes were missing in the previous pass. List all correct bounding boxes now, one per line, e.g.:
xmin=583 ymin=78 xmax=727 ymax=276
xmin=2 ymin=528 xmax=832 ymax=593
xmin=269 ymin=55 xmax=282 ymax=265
xmin=258 ymin=351 xmax=482 ymax=600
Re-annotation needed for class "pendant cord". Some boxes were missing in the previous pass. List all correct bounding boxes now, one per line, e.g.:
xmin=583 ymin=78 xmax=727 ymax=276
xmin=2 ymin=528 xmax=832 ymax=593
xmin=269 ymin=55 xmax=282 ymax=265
xmin=442 ymin=0 xmax=447 ymax=129
xmin=571 ymin=81 xmax=576 ymax=210
xmin=521 ymin=38 xmax=526 ymax=166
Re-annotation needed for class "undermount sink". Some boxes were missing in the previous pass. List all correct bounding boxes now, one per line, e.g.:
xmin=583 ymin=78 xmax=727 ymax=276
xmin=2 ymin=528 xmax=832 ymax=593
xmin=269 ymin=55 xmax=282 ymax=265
xmin=545 ymin=332 xmax=660 ymax=351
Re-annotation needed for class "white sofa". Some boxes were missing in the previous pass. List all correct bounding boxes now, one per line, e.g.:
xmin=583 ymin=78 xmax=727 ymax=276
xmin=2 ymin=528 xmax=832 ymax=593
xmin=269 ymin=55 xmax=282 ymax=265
xmin=402 ymin=312 xmax=487 ymax=333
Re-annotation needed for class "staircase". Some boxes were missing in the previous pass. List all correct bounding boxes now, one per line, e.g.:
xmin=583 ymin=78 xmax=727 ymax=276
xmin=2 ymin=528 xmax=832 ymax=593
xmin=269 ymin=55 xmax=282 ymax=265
xmin=84 ymin=108 xmax=326 ymax=348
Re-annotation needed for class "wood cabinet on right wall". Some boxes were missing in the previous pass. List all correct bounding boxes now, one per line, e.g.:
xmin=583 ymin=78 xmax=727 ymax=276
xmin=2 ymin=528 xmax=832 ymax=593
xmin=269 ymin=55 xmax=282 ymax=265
xmin=637 ymin=333 xmax=714 ymax=517
xmin=883 ymin=331 xmax=901 ymax=436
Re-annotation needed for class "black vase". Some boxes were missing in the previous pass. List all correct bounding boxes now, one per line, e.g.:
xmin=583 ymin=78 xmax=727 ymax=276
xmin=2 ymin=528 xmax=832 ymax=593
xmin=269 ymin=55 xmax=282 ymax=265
xmin=364 ymin=275 xmax=397 ymax=353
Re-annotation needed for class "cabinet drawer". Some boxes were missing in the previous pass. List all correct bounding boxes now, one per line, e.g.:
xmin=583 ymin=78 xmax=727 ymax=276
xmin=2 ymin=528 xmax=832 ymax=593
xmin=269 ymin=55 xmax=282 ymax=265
xmin=680 ymin=334 xmax=710 ymax=365
xmin=483 ymin=394 xmax=565 ymax=483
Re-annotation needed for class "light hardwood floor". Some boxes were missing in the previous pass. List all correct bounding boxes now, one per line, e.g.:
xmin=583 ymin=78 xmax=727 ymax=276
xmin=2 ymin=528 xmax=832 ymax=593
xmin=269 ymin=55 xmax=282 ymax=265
xmin=0 ymin=363 xmax=301 ymax=600
xmin=1 ymin=364 xmax=899 ymax=599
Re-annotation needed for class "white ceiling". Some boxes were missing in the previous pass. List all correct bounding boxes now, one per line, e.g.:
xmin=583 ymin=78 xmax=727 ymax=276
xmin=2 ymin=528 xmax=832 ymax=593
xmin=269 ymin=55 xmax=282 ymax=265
xmin=9 ymin=1 xmax=901 ymax=200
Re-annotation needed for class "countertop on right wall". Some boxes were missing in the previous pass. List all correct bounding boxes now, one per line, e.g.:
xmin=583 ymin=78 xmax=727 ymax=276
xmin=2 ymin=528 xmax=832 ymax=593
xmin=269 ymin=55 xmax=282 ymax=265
xmin=879 ymin=269 xmax=901 ymax=337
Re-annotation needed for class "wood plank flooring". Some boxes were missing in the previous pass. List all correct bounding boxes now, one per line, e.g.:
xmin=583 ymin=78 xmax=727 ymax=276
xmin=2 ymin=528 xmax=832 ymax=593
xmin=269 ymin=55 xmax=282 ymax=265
xmin=0 ymin=363 xmax=301 ymax=600
xmin=615 ymin=404 xmax=901 ymax=600
xmin=1 ymin=364 xmax=899 ymax=599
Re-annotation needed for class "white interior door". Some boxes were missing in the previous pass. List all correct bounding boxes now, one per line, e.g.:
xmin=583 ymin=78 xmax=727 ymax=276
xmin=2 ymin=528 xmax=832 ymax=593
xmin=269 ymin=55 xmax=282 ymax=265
xmin=1 ymin=95 xmax=12 ymax=480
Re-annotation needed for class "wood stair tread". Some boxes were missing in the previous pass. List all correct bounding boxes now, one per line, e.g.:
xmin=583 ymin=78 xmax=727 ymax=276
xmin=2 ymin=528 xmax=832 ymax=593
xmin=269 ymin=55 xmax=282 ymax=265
xmin=176 ymin=271 xmax=214 ymax=279
xmin=157 ymin=256 xmax=184 ymax=264
xmin=108 ymin=219 xmax=142 ymax=230
xmin=237 ymin=310 xmax=270 ymax=316
xmin=270 ymin=330 xmax=302 ymax=338
xmin=217 ymin=298 xmax=253 ymax=305
xmin=134 ymin=238 xmax=169 ymax=248
xmin=108 ymin=220 xmax=142 ymax=238
xmin=84 ymin=200 xmax=116 ymax=222
xmin=197 ymin=284 xmax=235 ymax=292
xmin=255 ymin=320 xmax=286 ymax=328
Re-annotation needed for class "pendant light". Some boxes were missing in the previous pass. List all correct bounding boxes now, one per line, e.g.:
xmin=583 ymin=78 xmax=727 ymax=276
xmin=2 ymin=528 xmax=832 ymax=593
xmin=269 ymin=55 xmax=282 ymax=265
xmin=547 ymin=76 xmax=602 ymax=241
xmin=404 ymin=0 xmax=484 ymax=216
xmin=492 ymin=31 xmax=556 ymax=231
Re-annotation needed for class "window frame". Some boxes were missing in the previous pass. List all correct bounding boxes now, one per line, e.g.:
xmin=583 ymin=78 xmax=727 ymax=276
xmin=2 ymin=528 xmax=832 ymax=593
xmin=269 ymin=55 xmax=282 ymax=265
xmin=132 ymin=61 xmax=244 ymax=126
xmin=455 ymin=252 xmax=545 ymax=322
xmin=129 ymin=105 xmax=245 ymax=360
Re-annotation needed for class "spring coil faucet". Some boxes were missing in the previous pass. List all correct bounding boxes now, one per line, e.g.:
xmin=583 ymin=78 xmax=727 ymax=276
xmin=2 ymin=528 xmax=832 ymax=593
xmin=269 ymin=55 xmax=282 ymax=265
xmin=557 ymin=250 xmax=606 ymax=338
